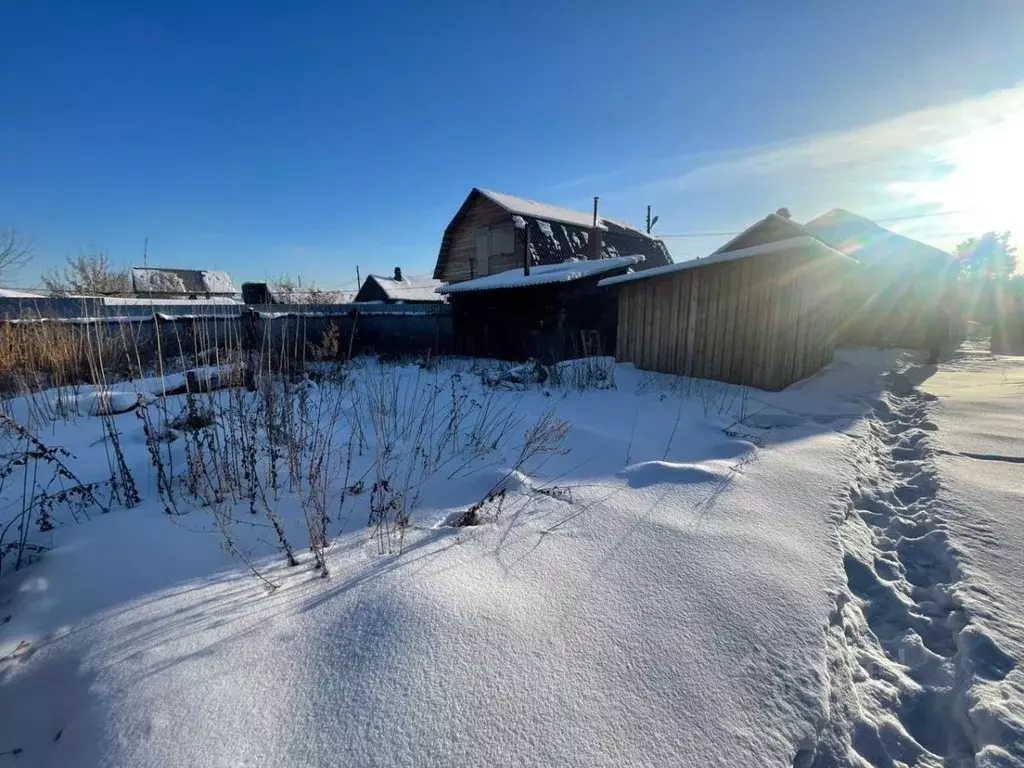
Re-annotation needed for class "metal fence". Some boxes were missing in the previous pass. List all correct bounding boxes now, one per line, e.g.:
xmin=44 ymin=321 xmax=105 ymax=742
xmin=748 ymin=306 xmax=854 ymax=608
xmin=0 ymin=298 xmax=453 ymax=358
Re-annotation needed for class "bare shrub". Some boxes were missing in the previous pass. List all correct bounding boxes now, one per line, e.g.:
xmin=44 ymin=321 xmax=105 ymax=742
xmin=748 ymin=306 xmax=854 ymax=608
xmin=548 ymin=356 xmax=616 ymax=391
xmin=41 ymin=250 xmax=131 ymax=297
xmin=0 ymin=228 xmax=32 ymax=284
xmin=445 ymin=407 xmax=570 ymax=528
xmin=0 ymin=316 xmax=158 ymax=411
xmin=0 ymin=414 xmax=109 ymax=575
xmin=3 ymin=293 xmax=575 ymax=585
xmin=269 ymin=275 xmax=352 ymax=305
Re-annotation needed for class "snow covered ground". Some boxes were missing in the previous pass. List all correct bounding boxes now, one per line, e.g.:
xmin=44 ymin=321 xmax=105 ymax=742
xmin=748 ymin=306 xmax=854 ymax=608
xmin=0 ymin=349 xmax=1020 ymax=767
xmin=807 ymin=342 xmax=1024 ymax=767
xmin=923 ymin=345 xmax=1024 ymax=764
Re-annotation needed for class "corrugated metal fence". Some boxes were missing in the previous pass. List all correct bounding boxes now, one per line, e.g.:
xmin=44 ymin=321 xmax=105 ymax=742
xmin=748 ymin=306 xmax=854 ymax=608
xmin=0 ymin=298 xmax=453 ymax=358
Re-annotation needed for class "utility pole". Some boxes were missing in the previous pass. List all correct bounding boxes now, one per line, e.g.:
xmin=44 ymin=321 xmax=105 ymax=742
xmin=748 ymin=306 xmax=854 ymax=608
xmin=143 ymin=237 xmax=148 ymax=267
xmin=645 ymin=206 xmax=659 ymax=235
xmin=356 ymin=265 xmax=361 ymax=288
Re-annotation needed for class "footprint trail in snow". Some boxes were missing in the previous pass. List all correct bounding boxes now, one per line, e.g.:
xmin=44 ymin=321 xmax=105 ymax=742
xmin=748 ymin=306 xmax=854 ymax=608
xmin=796 ymin=370 xmax=1017 ymax=767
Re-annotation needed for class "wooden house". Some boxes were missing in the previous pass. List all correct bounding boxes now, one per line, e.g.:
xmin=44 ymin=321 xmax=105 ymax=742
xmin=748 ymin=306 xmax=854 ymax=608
xmin=433 ymin=188 xmax=672 ymax=284
xmin=600 ymin=217 xmax=856 ymax=390
xmin=353 ymin=268 xmax=443 ymax=304
xmin=432 ymin=188 xmax=672 ymax=360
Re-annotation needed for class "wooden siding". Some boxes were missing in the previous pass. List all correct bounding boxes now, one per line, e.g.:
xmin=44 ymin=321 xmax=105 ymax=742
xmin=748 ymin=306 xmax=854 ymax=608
xmin=440 ymin=196 xmax=512 ymax=283
xmin=614 ymin=247 xmax=847 ymax=390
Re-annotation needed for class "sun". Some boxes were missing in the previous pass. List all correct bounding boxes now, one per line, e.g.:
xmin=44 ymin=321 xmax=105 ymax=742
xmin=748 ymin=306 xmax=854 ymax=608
xmin=934 ymin=118 xmax=1024 ymax=226
xmin=894 ymin=112 xmax=1024 ymax=256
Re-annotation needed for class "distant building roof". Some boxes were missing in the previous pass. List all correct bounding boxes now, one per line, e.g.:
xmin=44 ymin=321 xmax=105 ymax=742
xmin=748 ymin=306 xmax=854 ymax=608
xmin=712 ymin=212 xmax=819 ymax=255
xmin=804 ymin=209 xmax=952 ymax=269
xmin=598 ymin=237 xmax=852 ymax=288
xmin=356 ymin=272 xmax=443 ymax=302
xmin=440 ymin=255 xmax=644 ymax=294
xmin=434 ymin=188 xmax=672 ymax=280
xmin=131 ymin=267 xmax=237 ymax=295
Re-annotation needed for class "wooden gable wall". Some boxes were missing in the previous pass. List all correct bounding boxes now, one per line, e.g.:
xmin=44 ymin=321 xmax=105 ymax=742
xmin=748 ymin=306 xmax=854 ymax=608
xmin=439 ymin=195 xmax=517 ymax=283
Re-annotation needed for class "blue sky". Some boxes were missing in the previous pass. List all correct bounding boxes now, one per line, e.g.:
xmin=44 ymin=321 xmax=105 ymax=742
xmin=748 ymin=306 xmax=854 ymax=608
xmin=2 ymin=0 xmax=1022 ymax=289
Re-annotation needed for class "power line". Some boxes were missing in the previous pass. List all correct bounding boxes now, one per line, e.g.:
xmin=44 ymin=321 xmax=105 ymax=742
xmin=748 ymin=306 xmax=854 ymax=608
xmin=659 ymin=230 xmax=744 ymax=239
xmin=873 ymin=209 xmax=974 ymax=223
xmin=657 ymin=208 xmax=980 ymax=239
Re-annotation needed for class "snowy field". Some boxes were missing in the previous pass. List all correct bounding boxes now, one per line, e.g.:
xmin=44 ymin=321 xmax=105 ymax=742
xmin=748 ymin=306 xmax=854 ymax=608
xmin=921 ymin=346 xmax=1024 ymax=765
xmin=0 ymin=350 xmax=1021 ymax=767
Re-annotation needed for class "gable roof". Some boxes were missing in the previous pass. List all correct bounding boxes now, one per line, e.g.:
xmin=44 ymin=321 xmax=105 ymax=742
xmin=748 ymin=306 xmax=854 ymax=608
xmin=712 ymin=212 xmax=818 ymax=255
xmin=131 ymin=267 xmax=237 ymax=295
xmin=598 ymin=236 xmax=853 ymax=288
xmin=433 ymin=188 xmax=672 ymax=279
xmin=478 ymin=189 xmax=649 ymax=234
xmin=439 ymin=255 xmax=643 ymax=294
xmin=359 ymin=273 xmax=442 ymax=302
xmin=804 ymin=209 xmax=952 ymax=269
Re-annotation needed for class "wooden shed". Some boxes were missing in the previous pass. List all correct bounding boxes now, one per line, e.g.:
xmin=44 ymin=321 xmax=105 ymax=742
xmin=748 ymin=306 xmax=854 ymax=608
xmin=438 ymin=255 xmax=642 ymax=361
xmin=599 ymin=236 xmax=855 ymax=391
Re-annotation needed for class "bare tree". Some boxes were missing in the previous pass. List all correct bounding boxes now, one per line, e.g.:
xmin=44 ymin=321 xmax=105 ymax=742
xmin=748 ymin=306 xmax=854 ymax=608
xmin=956 ymin=231 xmax=1017 ymax=280
xmin=42 ymin=250 xmax=132 ymax=297
xmin=270 ymin=274 xmax=352 ymax=304
xmin=0 ymin=228 xmax=33 ymax=285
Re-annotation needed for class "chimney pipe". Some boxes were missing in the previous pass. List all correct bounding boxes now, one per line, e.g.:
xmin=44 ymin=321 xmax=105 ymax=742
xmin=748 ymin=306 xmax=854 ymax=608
xmin=394 ymin=266 xmax=403 ymax=281
xmin=588 ymin=196 xmax=602 ymax=260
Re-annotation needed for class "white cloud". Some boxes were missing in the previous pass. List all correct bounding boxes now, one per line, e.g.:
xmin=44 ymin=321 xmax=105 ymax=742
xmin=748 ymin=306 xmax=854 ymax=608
xmin=640 ymin=84 xmax=1024 ymax=253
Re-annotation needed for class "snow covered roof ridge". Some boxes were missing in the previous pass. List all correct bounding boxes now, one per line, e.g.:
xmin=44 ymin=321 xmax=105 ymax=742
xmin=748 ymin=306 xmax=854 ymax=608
xmin=365 ymin=273 xmax=443 ymax=301
xmin=477 ymin=188 xmax=650 ymax=236
xmin=598 ymin=236 xmax=853 ymax=288
xmin=438 ymin=254 xmax=643 ymax=294
xmin=712 ymin=212 xmax=817 ymax=256
xmin=811 ymin=208 xmax=874 ymax=226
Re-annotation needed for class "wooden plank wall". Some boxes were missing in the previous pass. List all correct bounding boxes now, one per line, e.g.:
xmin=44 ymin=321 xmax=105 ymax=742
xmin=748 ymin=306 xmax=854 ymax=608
xmin=441 ymin=196 xmax=511 ymax=283
xmin=614 ymin=248 xmax=845 ymax=390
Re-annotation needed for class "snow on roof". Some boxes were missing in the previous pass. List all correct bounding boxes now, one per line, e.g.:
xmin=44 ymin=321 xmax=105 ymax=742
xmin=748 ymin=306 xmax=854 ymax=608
xmin=438 ymin=255 xmax=644 ymax=294
xmin=598 ymin=236 xmax=853 ymax=288
xmin=197 ymin=270 xmax=236 ymax=294
xmin=131 ymin=268 xmax=237 ymax=295
xmin=478 ymin=189 xmax=648 ymax=235
xmin=0 ymin=287 xmax=45 ymax=298
xmin=367 ymin=274 xmax=443 ymax=301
